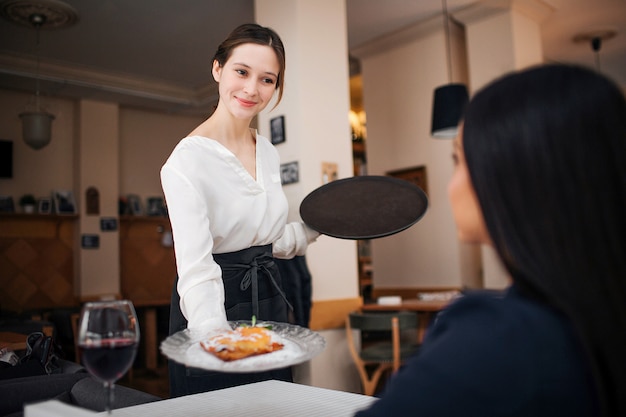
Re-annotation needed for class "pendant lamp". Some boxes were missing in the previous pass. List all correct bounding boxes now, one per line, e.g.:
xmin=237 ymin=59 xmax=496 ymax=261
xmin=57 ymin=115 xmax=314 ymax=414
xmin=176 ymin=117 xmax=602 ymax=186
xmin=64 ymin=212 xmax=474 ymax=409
xmin=431 ymin=0 xmax=469 ymax=139
xmin=572 ymin=29 xmax=616 ymax=73
xmin=0 ymin=0 xmax=78 ymax=149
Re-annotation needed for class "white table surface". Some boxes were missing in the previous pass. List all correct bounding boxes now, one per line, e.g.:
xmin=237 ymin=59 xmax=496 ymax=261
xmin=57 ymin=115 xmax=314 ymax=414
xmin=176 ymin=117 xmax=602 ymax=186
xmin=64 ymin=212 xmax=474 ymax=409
xmin=108 ymin=380 xmax=377 ymax=417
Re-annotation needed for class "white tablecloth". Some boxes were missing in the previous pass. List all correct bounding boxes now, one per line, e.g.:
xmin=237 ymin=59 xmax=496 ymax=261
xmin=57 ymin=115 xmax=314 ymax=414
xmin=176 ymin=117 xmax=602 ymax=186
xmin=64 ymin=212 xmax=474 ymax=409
xmin=109 ymin=380 xmax=376 ymax=416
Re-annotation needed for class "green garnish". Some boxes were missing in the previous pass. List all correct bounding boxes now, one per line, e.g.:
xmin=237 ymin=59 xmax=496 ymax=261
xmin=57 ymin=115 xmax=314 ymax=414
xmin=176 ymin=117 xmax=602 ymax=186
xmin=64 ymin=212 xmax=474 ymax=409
xmin=237 ymin=315 xmax=272 ymax=330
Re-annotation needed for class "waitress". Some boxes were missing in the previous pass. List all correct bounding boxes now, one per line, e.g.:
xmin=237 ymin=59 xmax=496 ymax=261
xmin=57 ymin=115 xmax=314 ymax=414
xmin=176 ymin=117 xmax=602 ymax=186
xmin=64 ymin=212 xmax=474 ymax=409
xmin=160 ymin=23 xmax=318 ymax=397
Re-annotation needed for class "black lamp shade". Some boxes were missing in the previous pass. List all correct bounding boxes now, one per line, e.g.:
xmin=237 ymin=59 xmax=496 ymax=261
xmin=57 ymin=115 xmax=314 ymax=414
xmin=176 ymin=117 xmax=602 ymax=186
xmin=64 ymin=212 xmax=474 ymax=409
xmin=431 ymin=83 xmax=469 ymax=139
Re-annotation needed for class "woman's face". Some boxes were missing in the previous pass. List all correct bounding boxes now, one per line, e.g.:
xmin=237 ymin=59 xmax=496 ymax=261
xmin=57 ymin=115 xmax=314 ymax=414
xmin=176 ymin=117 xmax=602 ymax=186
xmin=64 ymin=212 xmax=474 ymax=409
xmin=448 ymin=130 xmax=491 ymax=244
xmin=213 ymin=43 xmax=280 ymax=120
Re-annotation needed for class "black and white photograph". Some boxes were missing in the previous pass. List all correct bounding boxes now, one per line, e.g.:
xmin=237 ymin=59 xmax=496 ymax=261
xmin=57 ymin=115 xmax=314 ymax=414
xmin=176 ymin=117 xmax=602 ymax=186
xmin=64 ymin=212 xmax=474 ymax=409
xmin=100 ymin=217 xmax=118 ymax=231
xmin=81 ymin=234 xmax=100 ymax=249
xmin=127 ymin=194 xmax=143 ymax=215
xmin=38 ymin=197 xmax=51 ymax=214
xmin=53 ymin=190 xmax=76 ymax=214
xmin=146 ymin=196 xmax=167 ymax=216
xmin=0 ymin=195 xmax=14 ymax=213
xmin=270 ymin=115 xmax=286 ymax=145
xmin=280 ymin=161 xmax=299 ymax=185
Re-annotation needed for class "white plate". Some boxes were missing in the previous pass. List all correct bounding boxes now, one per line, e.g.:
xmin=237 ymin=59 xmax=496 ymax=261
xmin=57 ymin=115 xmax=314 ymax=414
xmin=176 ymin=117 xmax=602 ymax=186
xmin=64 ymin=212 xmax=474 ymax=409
xmin=160 ymin=321 xmax=326 ymax=373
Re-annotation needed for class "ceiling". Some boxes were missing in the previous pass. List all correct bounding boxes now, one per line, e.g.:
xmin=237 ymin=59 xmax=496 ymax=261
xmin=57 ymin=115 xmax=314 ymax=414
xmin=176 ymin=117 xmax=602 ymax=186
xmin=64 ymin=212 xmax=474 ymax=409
xmin=0 ymin=0 xmax=624 ymax=116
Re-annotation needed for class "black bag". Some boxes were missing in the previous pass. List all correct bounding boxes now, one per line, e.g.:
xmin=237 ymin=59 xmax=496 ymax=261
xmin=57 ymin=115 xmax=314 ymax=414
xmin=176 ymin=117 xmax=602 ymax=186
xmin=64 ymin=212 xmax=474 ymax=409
xmin=19 ymin=331 xmax=61 ymax=374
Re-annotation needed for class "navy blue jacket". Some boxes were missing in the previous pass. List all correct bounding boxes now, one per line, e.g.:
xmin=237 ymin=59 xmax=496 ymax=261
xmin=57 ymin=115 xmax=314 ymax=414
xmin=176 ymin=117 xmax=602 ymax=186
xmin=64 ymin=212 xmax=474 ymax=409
xmin=355 ymin=285 xmax=599 ymax=416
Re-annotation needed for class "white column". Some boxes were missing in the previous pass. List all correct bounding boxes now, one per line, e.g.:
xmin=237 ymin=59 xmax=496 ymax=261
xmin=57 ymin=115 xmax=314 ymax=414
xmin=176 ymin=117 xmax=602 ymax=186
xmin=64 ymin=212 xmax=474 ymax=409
xmin=76 ymin=99 xmax=120 ymax=298
xmin=255 ymin=0 xmax=360 ymax=392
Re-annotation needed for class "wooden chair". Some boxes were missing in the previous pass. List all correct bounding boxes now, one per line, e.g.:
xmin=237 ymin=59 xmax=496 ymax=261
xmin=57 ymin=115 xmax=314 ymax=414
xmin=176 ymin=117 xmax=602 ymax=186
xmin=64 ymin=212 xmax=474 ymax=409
xmin=345 ymin=311 xmax=419 ymax=396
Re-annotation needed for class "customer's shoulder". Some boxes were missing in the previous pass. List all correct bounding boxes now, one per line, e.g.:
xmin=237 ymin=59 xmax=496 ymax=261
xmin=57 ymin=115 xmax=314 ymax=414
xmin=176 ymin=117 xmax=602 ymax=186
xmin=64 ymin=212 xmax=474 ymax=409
xmin=435 ymin=286 xmax=572 ymax=344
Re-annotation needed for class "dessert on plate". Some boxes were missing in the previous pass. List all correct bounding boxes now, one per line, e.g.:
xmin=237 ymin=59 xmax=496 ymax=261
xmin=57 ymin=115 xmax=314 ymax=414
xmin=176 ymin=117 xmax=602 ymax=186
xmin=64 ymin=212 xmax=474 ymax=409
xmin=200 ymin=324 xmax=284 ymax=361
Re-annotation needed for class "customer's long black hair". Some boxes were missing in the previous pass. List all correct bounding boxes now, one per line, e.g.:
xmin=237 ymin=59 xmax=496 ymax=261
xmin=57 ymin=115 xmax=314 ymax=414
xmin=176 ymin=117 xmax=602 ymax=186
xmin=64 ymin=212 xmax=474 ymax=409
xmin=462 ymin=64 xmax=626 ymax=416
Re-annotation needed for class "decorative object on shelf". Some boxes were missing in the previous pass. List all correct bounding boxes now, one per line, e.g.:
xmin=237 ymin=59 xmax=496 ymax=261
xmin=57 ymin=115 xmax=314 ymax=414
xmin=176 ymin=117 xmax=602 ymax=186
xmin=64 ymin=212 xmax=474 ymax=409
xmin=52 ymin=189 xmax=76 ymax=214
xmin=85 ymin=186 xmax=99 ymax=215
xmin=431 ymin=0 xmax=469 ymax=139
xmin=280 ymin=161 xmax=299 ymax=185
xmin=146 ymin=196 xmax=167 ymax=216
xmin=1 ymin=0 xmax=79 ymax=150
xmin=19 ymin=194 xmax=37 ymax=213
xmin=38 ymin=197 xmax=51 ymax=214
xmin=270 ymin=115 xmax=286 ymax=145
xmin=127 ymin=194 xmax=142 ymax=215
xmin=0 ymin=195 xmax=15 ymax=213
xmin=118 ymin=196 xmax=131 ymax=215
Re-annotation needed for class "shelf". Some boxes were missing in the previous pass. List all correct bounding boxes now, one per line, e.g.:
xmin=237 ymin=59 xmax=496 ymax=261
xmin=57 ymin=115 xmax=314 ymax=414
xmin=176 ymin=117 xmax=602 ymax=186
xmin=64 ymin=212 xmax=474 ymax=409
xmin=0 ymin=213 xmax=78 ymax=220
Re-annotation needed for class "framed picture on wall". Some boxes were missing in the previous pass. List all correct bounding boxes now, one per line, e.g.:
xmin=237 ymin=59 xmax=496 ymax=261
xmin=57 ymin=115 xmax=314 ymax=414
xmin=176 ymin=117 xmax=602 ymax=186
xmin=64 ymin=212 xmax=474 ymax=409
xmin=53 ymin=190 xmax=76 ymax=214
xmin=280 ymin=161 xmax=299 ymax=185
xmin=270 ymin=115 xmax=286 ymax=145
xmin=386 ymin=165 xmax=428 ymax=196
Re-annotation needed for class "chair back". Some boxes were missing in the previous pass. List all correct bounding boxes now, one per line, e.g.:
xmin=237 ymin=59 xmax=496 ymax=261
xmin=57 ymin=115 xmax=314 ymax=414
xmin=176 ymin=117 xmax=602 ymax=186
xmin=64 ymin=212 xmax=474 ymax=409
xmin=345 ymin=311 xmax=419 ymax=395
xmin=348 ymin=311 xmax=417 ymax=332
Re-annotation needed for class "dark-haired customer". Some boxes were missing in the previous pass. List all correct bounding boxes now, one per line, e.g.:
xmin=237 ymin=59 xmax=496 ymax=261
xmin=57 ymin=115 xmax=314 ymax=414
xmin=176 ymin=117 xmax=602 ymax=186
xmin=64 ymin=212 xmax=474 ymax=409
xmin=161 ymin=23 xmax=318 ymax=397
xmin=355 ymin=64 xmax=626 ymax=416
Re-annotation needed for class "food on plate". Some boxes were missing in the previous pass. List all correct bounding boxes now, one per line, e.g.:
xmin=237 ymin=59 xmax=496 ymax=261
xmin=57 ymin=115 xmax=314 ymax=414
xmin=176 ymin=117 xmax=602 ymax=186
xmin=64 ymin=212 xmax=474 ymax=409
xmin=200 ymin=324 xmax=284 ymax=361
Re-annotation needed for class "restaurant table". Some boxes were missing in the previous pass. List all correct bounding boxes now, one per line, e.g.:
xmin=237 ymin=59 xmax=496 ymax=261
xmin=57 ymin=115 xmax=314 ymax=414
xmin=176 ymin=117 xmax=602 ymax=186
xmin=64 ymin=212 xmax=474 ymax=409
xmin=360 ymin=298 xmax=452 ymax=342
xmin=0 ymin=331 xmax=28 ymax=351
xmin=108 ymin=380 xmax=377 ymax=416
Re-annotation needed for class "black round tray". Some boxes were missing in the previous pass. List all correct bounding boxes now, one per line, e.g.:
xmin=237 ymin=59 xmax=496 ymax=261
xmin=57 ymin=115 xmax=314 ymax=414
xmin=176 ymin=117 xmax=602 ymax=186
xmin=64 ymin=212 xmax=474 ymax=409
xmin=299 ymin=176 xmax=428 ymax=239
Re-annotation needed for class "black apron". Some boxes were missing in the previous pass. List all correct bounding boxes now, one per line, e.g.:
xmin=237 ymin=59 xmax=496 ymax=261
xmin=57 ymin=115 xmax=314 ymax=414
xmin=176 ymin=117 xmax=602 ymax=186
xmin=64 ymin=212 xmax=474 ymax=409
xmin=168 ymin=244 xmax=293 ymax=397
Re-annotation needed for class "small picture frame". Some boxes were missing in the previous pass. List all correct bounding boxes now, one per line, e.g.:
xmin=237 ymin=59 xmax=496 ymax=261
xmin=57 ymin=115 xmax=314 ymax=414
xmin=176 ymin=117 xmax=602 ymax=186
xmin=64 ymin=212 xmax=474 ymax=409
xmin=146 ymin=196 xmax=166 ymax=216
xmin=100 ymin=217 xmax=118 ymax=231
xmin=280 ymin=161 xmax=299 ymax=185
xmin=81 ymin=234 xmax=100 ymax=249
xmin=38 ymin=197 xmax=51 ymax=214
xmin=127 ymin=194 xmax=143 ymax=215
xmin=270 ymin=115 xmax=286 ymax=145
xmin=0 ymin=195 xmax=15 ymax=213
xmin=53 ymin=190 xmax=76 ymax=214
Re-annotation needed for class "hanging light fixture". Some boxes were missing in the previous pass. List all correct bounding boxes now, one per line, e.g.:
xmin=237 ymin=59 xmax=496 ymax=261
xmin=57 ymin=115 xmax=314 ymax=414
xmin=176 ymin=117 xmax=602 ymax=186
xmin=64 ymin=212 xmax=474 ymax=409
xmin=573 ymin=29 xmax=616 ymax=73
xmin=431 ymin=0 xmax=469 ymax=139
xmin=0 ymin=0 xmax=78 ymax=150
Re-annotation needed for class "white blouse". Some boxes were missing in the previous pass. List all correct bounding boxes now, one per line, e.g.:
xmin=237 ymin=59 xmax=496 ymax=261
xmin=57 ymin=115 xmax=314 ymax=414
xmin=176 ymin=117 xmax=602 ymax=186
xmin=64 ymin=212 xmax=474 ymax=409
xmin=160 ymin=133 xmax=318 ymax=330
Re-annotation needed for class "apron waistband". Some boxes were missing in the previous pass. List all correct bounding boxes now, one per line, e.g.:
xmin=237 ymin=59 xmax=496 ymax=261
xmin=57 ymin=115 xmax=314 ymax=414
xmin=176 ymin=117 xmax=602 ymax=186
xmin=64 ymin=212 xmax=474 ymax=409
xmin=216 ymin=245 xmax=293 ymax=318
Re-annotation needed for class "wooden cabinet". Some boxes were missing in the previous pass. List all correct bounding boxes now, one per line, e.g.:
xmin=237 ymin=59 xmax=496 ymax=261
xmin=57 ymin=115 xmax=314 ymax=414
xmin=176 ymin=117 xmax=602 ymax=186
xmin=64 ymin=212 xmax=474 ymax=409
xmin=0 ymin=214 xmax=79 ymax=312
xmin=119 ymin=216 xmax=176 ymax=307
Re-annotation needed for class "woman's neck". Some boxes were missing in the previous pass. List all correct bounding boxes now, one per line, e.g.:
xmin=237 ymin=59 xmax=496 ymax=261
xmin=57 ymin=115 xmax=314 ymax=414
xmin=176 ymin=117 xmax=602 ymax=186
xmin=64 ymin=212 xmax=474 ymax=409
xmin=190 ymin=108 xmax=254 ymax=146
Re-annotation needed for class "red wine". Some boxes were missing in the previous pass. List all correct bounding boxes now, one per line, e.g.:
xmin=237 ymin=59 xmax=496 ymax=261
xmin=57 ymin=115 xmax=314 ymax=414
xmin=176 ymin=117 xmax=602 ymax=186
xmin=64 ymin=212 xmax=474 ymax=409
xmin=80 ymin=338 xmax=138 ymax=382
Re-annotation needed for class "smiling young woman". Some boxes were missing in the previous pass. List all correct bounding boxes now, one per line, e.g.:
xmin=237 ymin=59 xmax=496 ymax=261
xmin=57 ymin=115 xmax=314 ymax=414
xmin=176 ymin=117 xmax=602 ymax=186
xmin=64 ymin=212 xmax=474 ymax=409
xmin=160 ymin=23 xmax=318 ymax=397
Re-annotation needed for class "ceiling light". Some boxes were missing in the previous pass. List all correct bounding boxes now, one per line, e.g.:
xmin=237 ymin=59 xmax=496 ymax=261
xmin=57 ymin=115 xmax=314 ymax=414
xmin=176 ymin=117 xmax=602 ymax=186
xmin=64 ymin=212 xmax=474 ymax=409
xmin=0 ymin=0 xmax=79 ymax=149
xmin=431 ymin=0 xmax=469 ymax=139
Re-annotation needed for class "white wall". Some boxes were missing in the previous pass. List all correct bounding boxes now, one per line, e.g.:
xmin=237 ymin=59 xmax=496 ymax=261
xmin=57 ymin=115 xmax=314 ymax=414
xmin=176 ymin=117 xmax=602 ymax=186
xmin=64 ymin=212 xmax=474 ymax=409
xmin=353 ymin=17 xmax=472 ymax=291
xmin=0 ymin=90 xmax=75 ymax=199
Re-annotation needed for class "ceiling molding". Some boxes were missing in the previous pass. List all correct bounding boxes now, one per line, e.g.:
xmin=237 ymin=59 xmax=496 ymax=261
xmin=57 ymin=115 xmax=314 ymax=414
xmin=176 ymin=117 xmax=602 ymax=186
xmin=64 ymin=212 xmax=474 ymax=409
xmin=455 ymin=0 xmax=553 ymax=25
xmin=0 ymin=52 xmax=219 ymax=110
xmin=351 ymin=13 xmax=442 ymax=59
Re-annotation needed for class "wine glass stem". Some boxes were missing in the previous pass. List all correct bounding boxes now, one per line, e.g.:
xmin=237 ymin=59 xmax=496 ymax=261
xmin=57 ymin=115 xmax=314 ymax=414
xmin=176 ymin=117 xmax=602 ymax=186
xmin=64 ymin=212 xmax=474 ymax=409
xmin=105 ymin=381 xmax=115 ymax=414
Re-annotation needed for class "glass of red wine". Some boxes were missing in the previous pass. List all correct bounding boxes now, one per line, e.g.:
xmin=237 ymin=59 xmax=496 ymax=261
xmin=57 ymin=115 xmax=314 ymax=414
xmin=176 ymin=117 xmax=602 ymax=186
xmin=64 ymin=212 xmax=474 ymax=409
xmin=77 ymin=300 xmax=140 ymax=414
